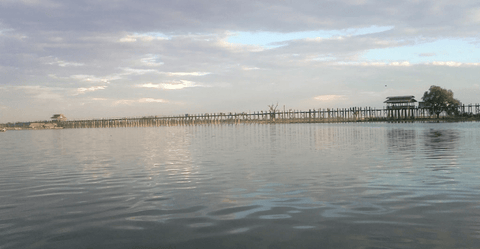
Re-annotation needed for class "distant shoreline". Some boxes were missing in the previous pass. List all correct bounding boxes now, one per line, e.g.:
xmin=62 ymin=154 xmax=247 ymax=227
xmin=1 ymin=127 xmax=64 ymax=131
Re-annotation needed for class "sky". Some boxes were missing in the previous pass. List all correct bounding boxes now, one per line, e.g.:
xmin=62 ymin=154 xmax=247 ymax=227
xmin=1 ymin=0 xmax=479 ymax=123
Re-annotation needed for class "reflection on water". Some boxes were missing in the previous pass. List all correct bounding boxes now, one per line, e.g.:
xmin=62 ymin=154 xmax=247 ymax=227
xmin=387 ymin=128 xmax=416 ymax=153
xmin=423 ymin=128 xmax=459 ymax=158
xmin=1 ymin=123 xmax=480 ymax=248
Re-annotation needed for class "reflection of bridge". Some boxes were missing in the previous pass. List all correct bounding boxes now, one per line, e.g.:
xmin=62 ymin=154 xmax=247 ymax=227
xmin=52 ymin=104 xmax=480 ymax=129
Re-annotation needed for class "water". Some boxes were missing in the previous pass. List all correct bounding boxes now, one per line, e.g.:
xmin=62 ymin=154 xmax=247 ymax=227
xmin=1 ymin=122 xmax=480 ymax=248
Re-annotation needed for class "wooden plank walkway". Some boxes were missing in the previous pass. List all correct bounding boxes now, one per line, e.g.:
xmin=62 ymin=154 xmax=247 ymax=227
xmin=56 ymin=104 xmax=480 ymax=129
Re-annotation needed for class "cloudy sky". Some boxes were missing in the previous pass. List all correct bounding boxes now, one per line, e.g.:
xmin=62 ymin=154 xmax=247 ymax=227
xmin=1 ymin=0 xmax=479 ymax=122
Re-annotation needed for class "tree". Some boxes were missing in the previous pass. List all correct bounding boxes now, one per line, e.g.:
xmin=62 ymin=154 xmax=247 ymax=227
xmin=268 ymin=103 xmax=278 ymax=120
xmin=422 ymin=85 xmax=460 ymax=118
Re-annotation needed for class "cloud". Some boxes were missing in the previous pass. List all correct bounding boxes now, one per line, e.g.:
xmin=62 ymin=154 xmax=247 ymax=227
xmin=119 ymin=33 xmax=168 ymax=43
xmin=90 ymin=97 xmax=108 ymax=101
xmin=227 ymin=26 xmax=394 ymax=48
xmin=331 ymin=61 xmax=480 ymax=67
xmin=120 ymin=68 xmax=210 ymax=77
xmin=137 ymin=80 xmax=202 ymax=90
xmin=139 ymin=98 xmax=167 ymax=103
xmin=329 ymin=61 xmax=411 ymax=67
xmin=140 ymin=54 xmax=164 ymax=67
xmin=241 ymin=66 xmax=262 ymax=70
xmin=1 ymin=0 xmax=478 ymax=39
xmin=69 ymin=75 xmax=117 ymax=83
xmin=113 ymin=98 xmax=168 ymax=106
xmin=75 ymin=86 xmax=107 ymax=95
xmin=15 ymin=85 xmax=64 ymax=100
xmin=1 ymin=0 xmax=60 ymax=7
xmin=464 ymin=8 xmax=480 ymax=23
xmin=314 ymin=95 xmax=346 ymax=102
xmin=120 ymin=68 xmax=160 ymax=75
xmin=431 ymin=61 xmax=463 ymax=67
xmin=167 ymin=72 xmax=210 ymax=76
xmin=388 ymin=61 xmax=411 ymax=67
xmin=42 ymin=56 xmax=84 ymax=67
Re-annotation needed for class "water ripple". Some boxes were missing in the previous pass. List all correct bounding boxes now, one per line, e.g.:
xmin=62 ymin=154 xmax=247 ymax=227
xmin=2 ymin=124 xmax=480 ymax=248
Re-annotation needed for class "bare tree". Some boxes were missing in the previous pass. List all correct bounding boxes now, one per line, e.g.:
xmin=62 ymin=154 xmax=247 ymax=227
xmin=268 ymin=103 xmax=279 ymax=120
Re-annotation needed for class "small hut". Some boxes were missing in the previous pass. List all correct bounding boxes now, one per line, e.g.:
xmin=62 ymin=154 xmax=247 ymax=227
xmin=384 ymin=96 xmax=417 ymax=108
xmin=51 ymin=114 xmax=67 ymax=122
xmin=384 ymin=96 xmax=417 ymax=119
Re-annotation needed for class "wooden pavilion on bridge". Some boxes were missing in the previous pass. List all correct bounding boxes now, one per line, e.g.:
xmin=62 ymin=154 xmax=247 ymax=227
xmin=384 ymin=96 xmax=417 ymax=119
xmin=51 ymin=114 xmax=67 ymax=122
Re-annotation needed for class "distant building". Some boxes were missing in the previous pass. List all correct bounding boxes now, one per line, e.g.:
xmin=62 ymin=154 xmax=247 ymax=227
xmin=51 ymin=114 xmax=67 ymax=122
xmin=384 ymin=96 xmax=417 ymax=109
xmin=384 ymin=96 xmax=417 ymax=119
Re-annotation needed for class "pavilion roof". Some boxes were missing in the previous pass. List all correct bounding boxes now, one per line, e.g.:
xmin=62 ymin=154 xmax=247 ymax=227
xmin=384 ymin=96 xmax=417 ymax=103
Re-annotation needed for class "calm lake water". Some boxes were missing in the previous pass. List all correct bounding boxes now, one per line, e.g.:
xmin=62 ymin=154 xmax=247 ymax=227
xmin=1 ymin=122 xmax=480 ymax=249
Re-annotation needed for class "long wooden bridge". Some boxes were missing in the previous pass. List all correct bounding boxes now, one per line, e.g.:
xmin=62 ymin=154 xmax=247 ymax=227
xmin=2 ymin=104 xmax=479 ymax=130
xmin=55 ymin=104 xmax=480 ymax=129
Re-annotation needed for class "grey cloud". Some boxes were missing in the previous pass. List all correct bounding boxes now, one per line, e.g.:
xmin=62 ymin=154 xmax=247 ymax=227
xmin=0 ymin=0 xmax=479 ymax=37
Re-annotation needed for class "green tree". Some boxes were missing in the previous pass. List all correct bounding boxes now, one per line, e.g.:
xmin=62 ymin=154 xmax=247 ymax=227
xmin=422 ymin=85 xmax=460 ymax=118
